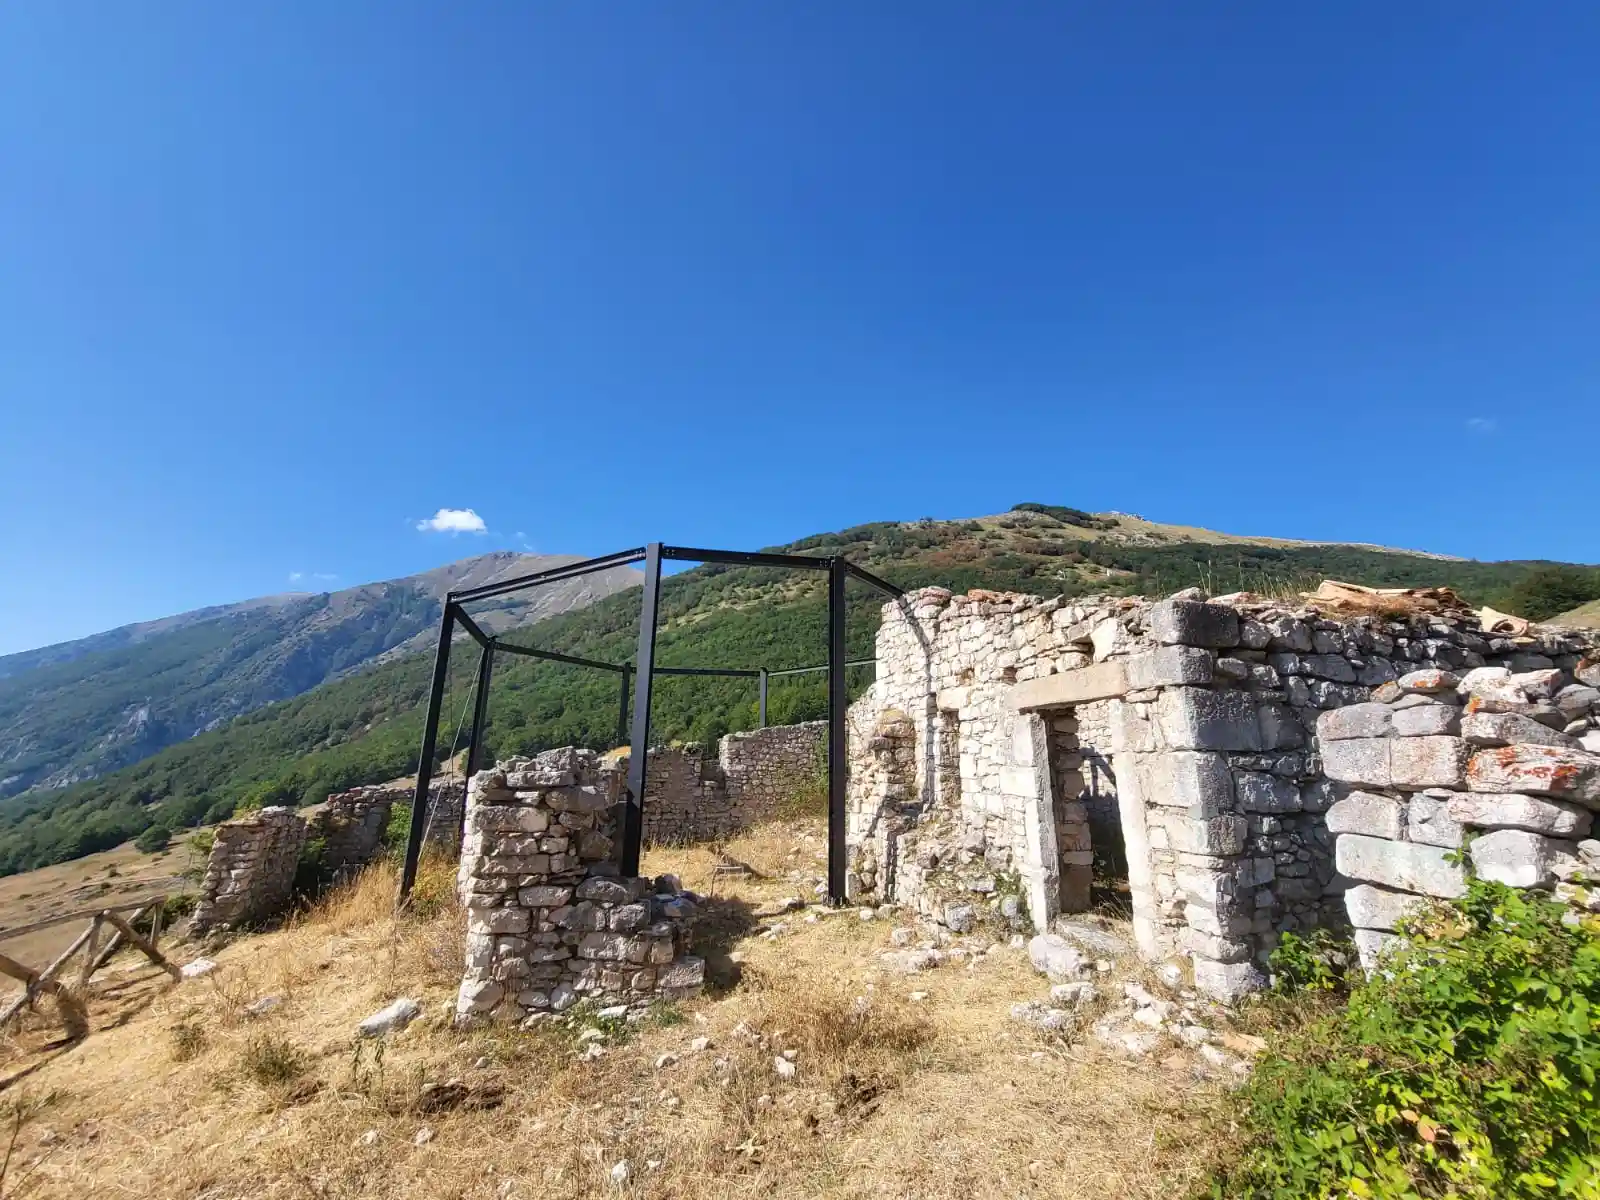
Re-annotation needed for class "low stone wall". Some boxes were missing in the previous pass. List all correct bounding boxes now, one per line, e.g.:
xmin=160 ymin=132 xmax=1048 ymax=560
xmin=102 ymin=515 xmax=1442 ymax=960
xmin=1323 ymin=665 xmax=1600 ymax=967
xmin=308 ymin=786 xmax=394 ymax=880
xmin=455 ymin=748 xmax=705 ymax=1026
xmin=189 ymin=806 xmax=308 ymax=933
xmin=640 ymin=721 xmax=827 ymax=844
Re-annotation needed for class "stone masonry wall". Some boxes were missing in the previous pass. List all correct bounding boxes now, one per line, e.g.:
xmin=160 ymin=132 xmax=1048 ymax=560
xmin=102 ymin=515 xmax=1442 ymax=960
xmin=189 ymin=806 xmax=308 ymax=933
xmin=847 ymin=585 xmax=1600 ymax=1000
xmin=640 ymin=721 xmax=828 ymax=844
xmin=1323 ymin=663 xmax=1600 ymax=968
xmin=309 ymin=777 xmax=467 ymax=882
xmin=455 ymin=747 xmax=705 ymax=1026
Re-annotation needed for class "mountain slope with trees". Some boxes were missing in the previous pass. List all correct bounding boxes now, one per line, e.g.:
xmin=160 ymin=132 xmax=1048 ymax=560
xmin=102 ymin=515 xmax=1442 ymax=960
xmin=0 ymin=507 xmax=1594 ymax=875
xmin=0 ymin=553 xmax=640 ymax=801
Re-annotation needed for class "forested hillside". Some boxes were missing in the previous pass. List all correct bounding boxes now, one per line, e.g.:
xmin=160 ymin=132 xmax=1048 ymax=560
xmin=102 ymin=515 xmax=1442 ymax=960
xmin=0 ymin=552 xmax=639 ymax=800
xmin=1 ymin=507 xmax=1593 ymax=875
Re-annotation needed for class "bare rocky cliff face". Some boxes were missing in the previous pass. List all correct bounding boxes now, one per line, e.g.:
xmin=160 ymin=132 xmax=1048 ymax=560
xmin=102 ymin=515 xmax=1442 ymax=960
xmin=0 ymin=552 xmax=641 ymax=800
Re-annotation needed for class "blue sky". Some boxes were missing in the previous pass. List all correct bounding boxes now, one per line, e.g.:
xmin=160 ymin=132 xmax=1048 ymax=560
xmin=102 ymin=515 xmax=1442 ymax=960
xmin=2 ymin=3 xmax=1597 ymax=655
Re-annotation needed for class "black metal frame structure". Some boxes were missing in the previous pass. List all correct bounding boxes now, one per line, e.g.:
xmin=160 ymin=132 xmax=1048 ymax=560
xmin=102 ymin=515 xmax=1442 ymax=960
xmin=397 ymin=543 xmax=902 ymax=906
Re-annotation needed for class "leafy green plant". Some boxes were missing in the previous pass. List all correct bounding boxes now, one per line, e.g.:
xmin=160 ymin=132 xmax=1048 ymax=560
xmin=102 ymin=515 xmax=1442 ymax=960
xmin=1209 ymin=881 xmax=1600 ymax=1199
xmin=1268 ymin=928 xmax=1356 ymax=996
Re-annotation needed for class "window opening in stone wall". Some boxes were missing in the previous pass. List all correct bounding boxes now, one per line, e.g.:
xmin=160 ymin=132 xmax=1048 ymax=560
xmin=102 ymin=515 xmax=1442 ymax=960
xmin=937 ymin=710 xmax=961 ymax=811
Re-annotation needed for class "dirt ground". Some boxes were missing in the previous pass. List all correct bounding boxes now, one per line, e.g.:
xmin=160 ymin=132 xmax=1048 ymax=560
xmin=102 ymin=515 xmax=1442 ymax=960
xmin=0 ymin=835 xmax=202 ymax=972
xmin=0 ymin=819 xmax=1234 ymax=1199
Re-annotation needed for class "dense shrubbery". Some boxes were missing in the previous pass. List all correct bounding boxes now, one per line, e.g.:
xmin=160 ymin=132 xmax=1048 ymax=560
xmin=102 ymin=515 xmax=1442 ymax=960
xmin=1210 ymin=882 xmax=1600 ymax=1199
xmin=1500 ymin=565 xmax=1600 ymax=622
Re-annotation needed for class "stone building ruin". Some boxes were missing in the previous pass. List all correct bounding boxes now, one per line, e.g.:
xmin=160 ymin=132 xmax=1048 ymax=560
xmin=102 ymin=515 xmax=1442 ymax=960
xmin=844 ymin=585 xmax=1600 ymax=998
xmin=642 ymin=721 xmax=826 ymax=843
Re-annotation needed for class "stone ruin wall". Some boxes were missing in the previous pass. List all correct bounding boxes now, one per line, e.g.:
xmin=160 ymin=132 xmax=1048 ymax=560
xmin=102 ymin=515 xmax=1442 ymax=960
xmin=187 ymin=778 xmax=465 ymax=933
xmin=454 ymin=747 xmax=704 ymax=1025
xmin=1319 ymin=664 xmax=1600 ymax=968
xmin=188 ymin=806 xmax=307 ymax=933
xmin=846 ymin=585 xmax=1600 ymax=999
xmin=641 ymin=721 xmax=827 ymax=844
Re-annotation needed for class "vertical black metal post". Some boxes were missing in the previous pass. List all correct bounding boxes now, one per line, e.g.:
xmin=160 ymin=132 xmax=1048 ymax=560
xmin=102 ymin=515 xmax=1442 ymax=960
xmin=758 ymin=668 xmax=768 ymax=729
xmin=400 ymin=602 xmax=456 ymax=902
xmin=827 ymin=558 xmax=848 ymax=904
xmin=464 ymin=642 xmax=495 ymax=777
xmin=616 ymin=666 xmax=632 ymax=749
xmin=623 ymin=544 xmax=663 ymax=877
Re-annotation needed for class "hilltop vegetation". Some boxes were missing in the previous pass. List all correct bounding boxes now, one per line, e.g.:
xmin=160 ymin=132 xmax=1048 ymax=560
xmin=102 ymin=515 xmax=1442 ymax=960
xmin=0 ymin=508 xmax=1591 ymax=875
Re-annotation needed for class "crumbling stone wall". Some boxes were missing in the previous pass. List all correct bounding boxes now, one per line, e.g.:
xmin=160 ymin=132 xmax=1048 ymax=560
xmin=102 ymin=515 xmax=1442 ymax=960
xmin=308 ymin=786 xmax=395 ymax=880
xmin=847 ymin=585 xmax=1600 ymax=999
xmin=640 ymin=721 xmax=828 ymax=843
xmin=189 ymin=806 xmax=307 ymax=933
xmin=455 ymin=747 xmax=704 ymax=1025
xmin=1322 ymin=664 xmax=1600 ymax=968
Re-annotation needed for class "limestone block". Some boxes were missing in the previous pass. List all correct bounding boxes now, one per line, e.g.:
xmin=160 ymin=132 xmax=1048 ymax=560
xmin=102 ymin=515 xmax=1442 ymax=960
xmin=1398 ymin=669 xmax=1460 ymax=694
xmin=1326 ymin=792 xmax=1404 ymax=840
xmin=1469 ymin=829 xmax=1577 ymax=889
xmin=1557 ymin=685 xmax=1600 ymax=721
xmin=1316 ymin=703 xmax=1394 ymax=741
xmin=657 ymin=956 xmax=706 ymax=990
xmin=1344 ymin=883 xmax=1424 ymax=932
xmin=1125 ymin=646 xmax=1214 ymax=690
xmin=518 ymin=885 xmax=574 ymax=907
xmin=1405 ymin=792 xmax=1464 ymax=849
xmin=1157 ymin=688 xmax=1263 ymax=752
xmin=1446 ymin=793 xmax=1592 ymax=838
xmin=1354 ymin=929 xmax=1402 ymax=972
xmin=468 ymin=906 xmax=530 ymax=935
xmin=1165 ymin=815 xmax=1248 ymax=856
xmin=1141 ymin=750 xmax=1233 ymax=817
xmin=1335 ymin=833 xmax=1466 ymax=898
xmin=1461 ymin=711 xmax=1580 ymax=749
xmin=1256 ymin=702 xmax=1307 ymax=750
xmin=1010 ymin=662 xmax=1128 ymax=712
xmin=1149 ymin=600 xmax=1241 ymax=649
xmin=1467 ymin=745 xmax=1600 ymax=805
xmin=1392 ymin=704 xmax=1461 ymax=738
xmin=1304 ymin=655 xmax=1357 ymax=683
xmin=1235 ymin=771 xmax=1301 ymax=814
xmin=1192 ymin=958 xmax=1265 ymax=1002
xmin=1389 ymin=736 xmax=1470 ymax=790
xmin=1321 ymin=738 xmax=1392 ymax=788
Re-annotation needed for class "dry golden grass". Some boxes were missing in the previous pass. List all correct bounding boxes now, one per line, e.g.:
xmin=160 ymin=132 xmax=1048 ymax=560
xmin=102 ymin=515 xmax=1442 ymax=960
xmin=0 ymin=827 xmax=1230 ymax=1200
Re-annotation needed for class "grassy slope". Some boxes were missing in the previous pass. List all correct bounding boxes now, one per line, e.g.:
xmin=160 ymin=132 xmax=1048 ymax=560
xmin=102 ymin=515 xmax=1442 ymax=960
xmin=0 ymin=508 xmax=1578 ymax=874
xmin=1553 ymin=598 xmax=1600 ymax=629
xmin=0 ymin=826 xmax=1233 ymax=1200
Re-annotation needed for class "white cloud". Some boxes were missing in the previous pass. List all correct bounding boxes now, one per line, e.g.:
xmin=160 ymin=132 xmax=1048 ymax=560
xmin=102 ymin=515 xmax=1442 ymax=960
xmin=289 ymin=571 xmax=339 ymax=585
xmin=1466 ymin=417 xmax=1498 ymax=434
xmin=416 ymin=507 xmax=488 ymax=535
xmin=289 ymin=571 xmax=303 ymax=583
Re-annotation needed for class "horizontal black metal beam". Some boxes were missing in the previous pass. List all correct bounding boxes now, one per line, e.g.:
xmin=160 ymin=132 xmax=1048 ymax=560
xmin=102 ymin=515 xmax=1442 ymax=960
xmin=653 ymin=665 xmax=763 ymax=679
xmin=764 ymin=659 xmax=876 ymax=679
xmin=491 ymin=640 xmax=628 ymax=674
xmin=842 ymin=561 xmax=905 ymax=598
xmin=450 ymin=604 xmax=492 ymax=647
xmin=451 ymin=547 xmax=648 ymax=605
xmin=661 ymin=545 xmax=833 ymax=572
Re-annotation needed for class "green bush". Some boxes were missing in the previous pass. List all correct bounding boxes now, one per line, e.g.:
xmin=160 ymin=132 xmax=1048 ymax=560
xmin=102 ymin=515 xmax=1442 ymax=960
xmin=1498 ymin=565 xmax=1600 ymax=622
xmin=1210 ymin=881 xmax=1600 ymax=1199
xmin=133 ymin=824 xmax=171 ymax=854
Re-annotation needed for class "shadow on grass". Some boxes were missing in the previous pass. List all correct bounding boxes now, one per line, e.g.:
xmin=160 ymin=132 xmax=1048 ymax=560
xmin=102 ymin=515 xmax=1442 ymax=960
xmin=688 ymin=895 xmax=760 ymax=997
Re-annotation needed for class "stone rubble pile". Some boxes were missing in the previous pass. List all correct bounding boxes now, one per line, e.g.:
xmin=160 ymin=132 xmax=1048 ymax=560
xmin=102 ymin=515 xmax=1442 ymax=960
xmin=1325 ymin=663 xmax=1600 ymax=968
xmin=454 ymin=748 xmax=705 ymax=1026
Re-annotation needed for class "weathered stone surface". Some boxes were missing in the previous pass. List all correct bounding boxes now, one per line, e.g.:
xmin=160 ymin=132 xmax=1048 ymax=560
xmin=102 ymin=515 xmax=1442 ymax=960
xmin=1345 ymin=883 xmax=1425 ymax=932
xmin=1317 ymin=704 xmax=1394 ymax=741
xmin=1326 ymin=792 xmax=1404 ymax=840
xmin=1158 ymin=688 xmax=1263 ymax=752
xmin=1389 ymin=736 xmax=1469 ymax=790
xmin=358 ymin=997 xmax=422 ymax=1038
xmin=1461 ymin=711 xmax=1581 ymax=749
xmin=1556 ymin=685 xmax=1600 ymax=721
xmin=1321 ymin=738 xmax=1392 ymax=788
xmin=1256 ymin=702 xmax=1307 ymax=750
xmin=1142 ymin=751 xmax=1233 ymax=817
xmin=1011 ymin=662 xmax=1129 ymax=712
xmin=1446 ymin=792 xmax=1591 ymax=837
xmin=1149 ymin=599 xmax=1240 ymax=649
xmin=1398 ymin=669 xmax=1459 ymax=694
xmin=1469 ymin=829 xmax=1576 ymax=889
xmin=1028 ymin=934 xmax=1090 ymax=981
xmin=1335 ymin=833 xmax=1467 ymax=898
xmin=1125 ymin=646 xmax=1214 ymax=690
xmin=1392 ymin=704 xmax=1461 ymax=738
xmin=1235 ymin=772 xmax=1301 ymax=814
xmin=1467 ymin=745 xmax=1600 ymax=805
xmin=1354 ymin=929 xmax=1402 ymax=972
xmin=1405 ymin=792 xmax=1464 ymax=849
xmin=1165 ymin=815 xmax=1248 ymax=856
xmin=1192 ymin=958 xmax=1266 ymax=1002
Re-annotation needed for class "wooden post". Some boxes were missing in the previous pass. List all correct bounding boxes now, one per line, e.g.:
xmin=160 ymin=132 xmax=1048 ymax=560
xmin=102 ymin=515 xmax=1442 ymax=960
xmin=85 ymin=904 xmax=149 ymax=976
xmin=0 ymin=942 xmax=91 ymax=1040
xmin=98 ymin=911 xmax=181 ymax=979
xmin=77 ymin=915 xmax=104 ymax=989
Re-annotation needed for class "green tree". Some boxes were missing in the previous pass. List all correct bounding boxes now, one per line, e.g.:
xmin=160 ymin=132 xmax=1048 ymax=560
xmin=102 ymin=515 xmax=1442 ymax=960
xmin=1499 ymin=565 xmax=1600 ymax=622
